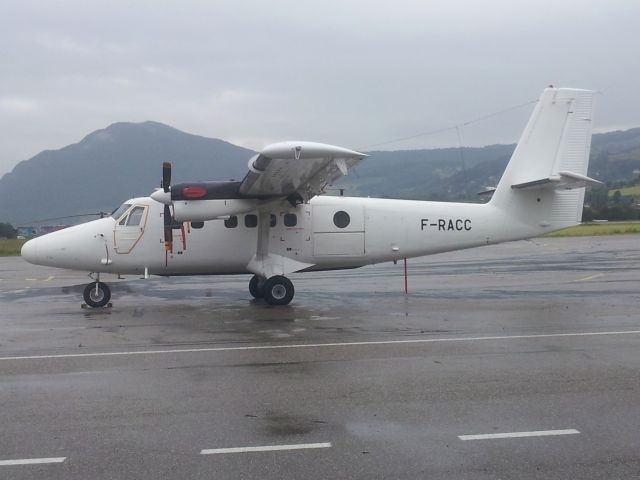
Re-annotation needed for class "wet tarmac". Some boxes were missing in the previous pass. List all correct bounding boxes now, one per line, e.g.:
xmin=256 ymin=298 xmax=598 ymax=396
xmin=1 ymin=235 xmax=639 ymax=479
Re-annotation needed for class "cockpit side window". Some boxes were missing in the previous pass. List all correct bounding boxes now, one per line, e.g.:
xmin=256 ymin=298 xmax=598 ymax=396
xmin=112 ymin=203 xmax=132 ymax=221
xmin=126 ymin=206 xmax=145 ymax=226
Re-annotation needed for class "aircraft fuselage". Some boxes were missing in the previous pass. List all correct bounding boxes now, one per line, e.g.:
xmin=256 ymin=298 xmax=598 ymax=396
xmin=22 ymin=195 xmax=544 ymax=277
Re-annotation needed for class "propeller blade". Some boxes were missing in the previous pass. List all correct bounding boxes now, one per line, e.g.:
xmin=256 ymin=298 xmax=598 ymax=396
xmin=163 ymin=204 xmax=173 ymax=252
xmin=162 ymin=162 xmax=172 ymax=193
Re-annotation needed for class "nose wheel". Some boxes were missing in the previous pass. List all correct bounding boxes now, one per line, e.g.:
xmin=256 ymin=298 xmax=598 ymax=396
xmin=83 ymin=281 xmax=111 ymax=308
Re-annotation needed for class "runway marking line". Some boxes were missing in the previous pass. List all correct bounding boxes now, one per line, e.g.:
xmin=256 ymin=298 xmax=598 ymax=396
xmin=0 ymin=457 xmax=66 ymax=466
xmin=2 ymin=330 xmax=640 ymax=362
xmin=574 ymin=273 xmax=605 ymax=282
xmin=459 ymin=429 xmax=580 ymax=441
xmin=201 ymin=442 xmax=332 ymax=455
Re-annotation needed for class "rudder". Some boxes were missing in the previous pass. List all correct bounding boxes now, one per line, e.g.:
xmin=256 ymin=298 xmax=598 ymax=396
xmin=490 ymin=87 xmax=596 ymax=232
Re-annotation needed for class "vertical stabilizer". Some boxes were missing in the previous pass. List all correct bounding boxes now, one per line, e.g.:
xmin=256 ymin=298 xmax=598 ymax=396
xmin=490 ymin=87 xmax=595 ymax=232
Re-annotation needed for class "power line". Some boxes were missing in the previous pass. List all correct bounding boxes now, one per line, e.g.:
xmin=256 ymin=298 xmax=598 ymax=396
xmin=17 ymin=212 xmax=108 ymax=227
xmin=358 ymin=98 xmax=538 ymax=151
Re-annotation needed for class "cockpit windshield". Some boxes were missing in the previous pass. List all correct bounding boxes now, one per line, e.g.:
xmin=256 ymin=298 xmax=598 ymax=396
xmin=111 ymin=203 xmax=132 ymax=221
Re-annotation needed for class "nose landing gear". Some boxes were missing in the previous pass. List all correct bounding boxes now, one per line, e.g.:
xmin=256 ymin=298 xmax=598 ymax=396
xmin=83 ymin=276 xmax=112 ymax=308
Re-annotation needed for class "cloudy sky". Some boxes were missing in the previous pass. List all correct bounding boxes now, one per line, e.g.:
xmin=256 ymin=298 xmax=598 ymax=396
xmin=1 ymin=0 xmax=639 ymax=177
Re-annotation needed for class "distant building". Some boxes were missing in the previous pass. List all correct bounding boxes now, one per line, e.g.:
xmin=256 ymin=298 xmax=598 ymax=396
xmin=38 ymin=225 xmax=70 ymax=235
xmin=16 ymin=226 xmax=37 ymax=238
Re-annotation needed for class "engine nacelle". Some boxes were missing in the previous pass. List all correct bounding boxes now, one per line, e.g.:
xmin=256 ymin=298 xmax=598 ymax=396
xmin=172 ymin=199 xmax=259 ymax=222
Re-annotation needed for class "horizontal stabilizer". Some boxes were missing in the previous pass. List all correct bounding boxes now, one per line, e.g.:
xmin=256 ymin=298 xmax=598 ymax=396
xmin=511 ymin=171 xmax=602 ymax=190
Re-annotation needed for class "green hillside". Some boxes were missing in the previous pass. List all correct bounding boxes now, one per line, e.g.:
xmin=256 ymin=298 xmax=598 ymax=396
xmin=1 ymin=123 xmax=639 ymax=225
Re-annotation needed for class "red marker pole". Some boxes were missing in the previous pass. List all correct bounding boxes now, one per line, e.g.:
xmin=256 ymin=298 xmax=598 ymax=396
xmin=404 ymin=257 xmax=408 ymax=294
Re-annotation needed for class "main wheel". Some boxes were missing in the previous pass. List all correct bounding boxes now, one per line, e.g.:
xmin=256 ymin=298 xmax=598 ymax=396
xmin=263 ymin=275 xmax=294 ymax=306
xmin=83 ymin=282 xmax=111 ymax=308
xmin=249 ymin=275 xmax=265 ymax=299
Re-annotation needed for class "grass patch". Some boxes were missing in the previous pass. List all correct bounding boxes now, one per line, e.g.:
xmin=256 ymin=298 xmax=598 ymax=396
xmin=0 ymin=238 xmax=27 ymax=256
xmin=608 ymin=185 xmax=640 ymax=197
xmin=545 ymin=222 xmax=640 ymax=237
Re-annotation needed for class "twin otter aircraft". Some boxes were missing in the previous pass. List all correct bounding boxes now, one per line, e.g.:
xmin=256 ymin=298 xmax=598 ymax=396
xmin=22 ymin=87 xmax=600 ymax=307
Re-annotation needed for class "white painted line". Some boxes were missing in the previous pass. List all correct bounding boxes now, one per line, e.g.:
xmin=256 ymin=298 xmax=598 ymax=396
xmin=2 ymin=330 xmax=640 ymax=362
xmin=459 ymin=429 xmax=580 ymax=441
xmin=574 ymin=273 xmax=605 ymax=282
xmin=201 ymin=442 xmax=332 ymax=455
xmin=0 ymin=457 xmax=67 ymax=466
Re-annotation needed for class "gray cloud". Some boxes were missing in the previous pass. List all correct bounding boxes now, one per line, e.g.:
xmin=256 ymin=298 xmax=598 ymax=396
xmin=1 ymin=0 xmax=639 ymax=176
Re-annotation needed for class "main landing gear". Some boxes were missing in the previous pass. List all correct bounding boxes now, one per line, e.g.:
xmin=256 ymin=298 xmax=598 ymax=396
xmin=83 ymin=274 xmax=112 ymax=308
xmin=249 ymin=274 xmax=295 ymax=306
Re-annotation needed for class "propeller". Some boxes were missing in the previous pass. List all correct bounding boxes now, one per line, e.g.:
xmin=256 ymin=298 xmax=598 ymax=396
xmin=162 ymin=161 xmax=171 ymax=192
xmin=153 ymin=161 xmax=192 ymax=257
xmin=161 ymin=162 xmax=173 ymax=252
xmin=163 ymin=204 xmax=173 ymax=252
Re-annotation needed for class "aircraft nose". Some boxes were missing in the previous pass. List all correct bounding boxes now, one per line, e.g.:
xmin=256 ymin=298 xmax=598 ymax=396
xmin=21 ymin=237 xmax=39 ymax=264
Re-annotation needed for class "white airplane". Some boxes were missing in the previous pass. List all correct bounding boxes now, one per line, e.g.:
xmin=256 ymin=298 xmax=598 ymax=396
xmin=21 ymin=87 xmax=601 ymax=307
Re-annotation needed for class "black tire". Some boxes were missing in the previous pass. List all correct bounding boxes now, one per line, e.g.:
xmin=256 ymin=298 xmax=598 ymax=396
xmin=83 ymin=282 xmax=111 ymax=308
xmin=263 ymin=275 xmax=294 ymax=306
xmin=249 ymin=275 xmax=264 ymax=299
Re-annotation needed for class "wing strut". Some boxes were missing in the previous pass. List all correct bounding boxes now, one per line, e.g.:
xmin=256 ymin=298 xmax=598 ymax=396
xmin=246 ymin=209 xmax=314 ymax=279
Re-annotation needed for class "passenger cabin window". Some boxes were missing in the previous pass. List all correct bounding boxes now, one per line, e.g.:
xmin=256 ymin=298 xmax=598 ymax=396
xmin=224 ymin=216 xmax=238 ymax=228
xmin=270 ymin=214 xmax=277 ymax=227
xmin=245 ymin=214 xmax=258 ymax=228
xmin=333 ymin=211 xmax=350 ymax=228
xmin=284 ymin=213 xmax=297 ymax=227
xmin=126 ymin=206 xmax=145 ymax=226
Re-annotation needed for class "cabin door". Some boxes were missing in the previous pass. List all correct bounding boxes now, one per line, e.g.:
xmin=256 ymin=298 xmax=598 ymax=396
xmin=312 ymin=205 xmax=365 ymax=256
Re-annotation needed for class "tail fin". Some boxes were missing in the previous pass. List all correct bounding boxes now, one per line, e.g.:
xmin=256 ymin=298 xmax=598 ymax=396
xmin=490 ymin=87 xmax=597 ymax=232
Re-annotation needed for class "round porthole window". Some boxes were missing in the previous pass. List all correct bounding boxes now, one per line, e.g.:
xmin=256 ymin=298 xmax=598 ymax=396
xmin=333 ymin=210 xmax=350 ymax=228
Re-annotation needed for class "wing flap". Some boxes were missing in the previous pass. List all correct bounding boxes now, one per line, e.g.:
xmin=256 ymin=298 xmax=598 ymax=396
xmin=239 ymin=141 xmax=366 ymax=200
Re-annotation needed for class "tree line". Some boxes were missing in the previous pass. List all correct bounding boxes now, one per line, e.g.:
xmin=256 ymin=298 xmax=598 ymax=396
xmin=0 ymin=223 xmax=17 ymax=239
xmin=583 ymin=183 xmax=640 ymax=221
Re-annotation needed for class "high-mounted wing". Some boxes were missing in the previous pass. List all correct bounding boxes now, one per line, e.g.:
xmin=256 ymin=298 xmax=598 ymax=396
xmin=238 ymin=141 xmax=367 ymax=201
xmin=149 ymin=141 xmax=366 ymax=226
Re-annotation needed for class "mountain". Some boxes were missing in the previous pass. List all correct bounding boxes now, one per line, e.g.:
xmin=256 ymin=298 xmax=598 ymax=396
xmin=336 ymin=128 xmax=640 ymax=202
xmin=0 ymin=122 xmax=254 ymax=225
xmin=1 ymin=122 xmax=639 ymax=225
xmin=335 ymin=144 xmax=515 ymax=201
